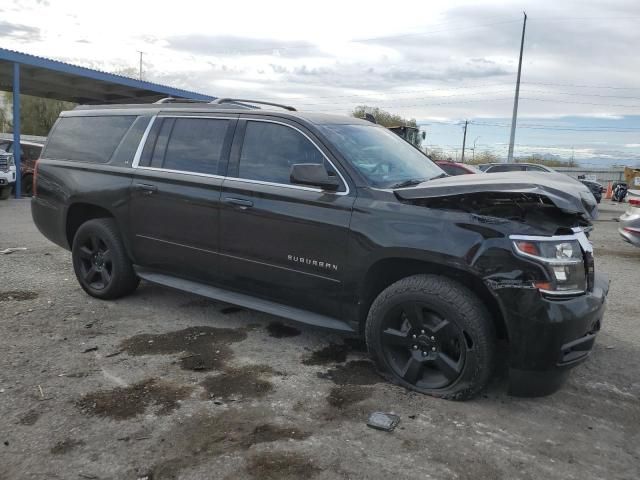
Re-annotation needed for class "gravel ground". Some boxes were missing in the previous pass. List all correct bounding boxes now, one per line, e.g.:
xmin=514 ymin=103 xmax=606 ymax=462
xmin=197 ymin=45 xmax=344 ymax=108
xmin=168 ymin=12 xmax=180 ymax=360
xmin=0 ymin=198 xmax=638 ymax=480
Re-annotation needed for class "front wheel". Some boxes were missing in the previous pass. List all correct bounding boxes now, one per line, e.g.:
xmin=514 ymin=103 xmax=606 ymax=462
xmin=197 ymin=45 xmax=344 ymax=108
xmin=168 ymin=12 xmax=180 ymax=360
xmin=365 ymin=274 xmax=495 ymax=400
xmin=71 ymin=218 xmax=139 ymax=300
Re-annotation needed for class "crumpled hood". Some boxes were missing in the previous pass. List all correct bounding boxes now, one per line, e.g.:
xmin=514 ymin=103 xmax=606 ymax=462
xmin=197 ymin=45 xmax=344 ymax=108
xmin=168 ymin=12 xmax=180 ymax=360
xmin=395 ymin=171 xmax=599 ymax=220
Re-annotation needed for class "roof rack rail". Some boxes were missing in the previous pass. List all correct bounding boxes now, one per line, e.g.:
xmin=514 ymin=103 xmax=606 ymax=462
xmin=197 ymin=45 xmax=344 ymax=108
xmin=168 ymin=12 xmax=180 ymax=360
xmin=210 ymin=98 xmax=297 ymax=111
xmin=154 ymin=97 xmax=209 ymax=104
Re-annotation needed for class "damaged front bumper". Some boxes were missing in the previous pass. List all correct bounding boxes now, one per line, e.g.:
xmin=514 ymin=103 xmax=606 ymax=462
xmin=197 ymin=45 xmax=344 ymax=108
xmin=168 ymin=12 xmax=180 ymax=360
xmin=494 ymin=272 xmax=609 ymax=397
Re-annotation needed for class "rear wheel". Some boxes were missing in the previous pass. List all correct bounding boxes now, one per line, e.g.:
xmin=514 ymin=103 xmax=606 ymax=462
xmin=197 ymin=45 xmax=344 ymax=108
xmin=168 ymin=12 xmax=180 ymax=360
xmin=0 ymin=186 xmax=10 ymax=200
xmin=21 ymin=174 xmax=33 ymax=197
xmin=71 ymin=218 xmax=139 ymax=299
xmin=365 ymin=274 xmax=495 ymax=400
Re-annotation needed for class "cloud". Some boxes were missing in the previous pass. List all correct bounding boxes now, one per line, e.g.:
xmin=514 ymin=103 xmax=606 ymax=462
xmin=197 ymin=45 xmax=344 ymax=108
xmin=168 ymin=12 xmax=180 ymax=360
xmin=165 ymin=34 xmax=326 ymax=58
xmin=0 ymin=20 xmax=41 ymax=41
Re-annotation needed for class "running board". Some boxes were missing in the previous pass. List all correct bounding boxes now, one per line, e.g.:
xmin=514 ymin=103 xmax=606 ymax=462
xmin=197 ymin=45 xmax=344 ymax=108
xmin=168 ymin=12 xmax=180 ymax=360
xmin=134 ymin=267 xmax=354 ymax=333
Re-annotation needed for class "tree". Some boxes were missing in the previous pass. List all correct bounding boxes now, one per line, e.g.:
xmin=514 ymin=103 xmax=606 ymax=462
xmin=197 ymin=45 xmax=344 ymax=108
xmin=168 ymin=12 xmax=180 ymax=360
xmin=2 ymin=93 xmax=76 ymax=136
xmin=351 ymin=105 xmax=418 ymax=128
xmin=351 ymin=105 xmax=422 ymax=147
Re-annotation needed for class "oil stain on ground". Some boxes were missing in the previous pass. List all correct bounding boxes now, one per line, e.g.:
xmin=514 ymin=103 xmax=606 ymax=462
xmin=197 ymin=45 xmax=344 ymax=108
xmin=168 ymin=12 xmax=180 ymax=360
xmin=50 ymin=438 xmax=85 ymax=455
xmin=266 ymin=322 xmax=301 ymax=338
xmin=17 ymin=409 xmax=40 ymax=426
xmin=120 ymin=326 xmax=247 ymax=371
xmin=0 ymin=290 xmax=38 ymax=301
xmin=151 ymin=410 xmax=311 ymax=480
xmin=76 ymin=379 xmax=192 ymax=420
xmin=317 ymin=360 xmax=382 ymax=385
xmin=246 ymin=451 xmax=321 ymax=480
xmin=201 ymin=365 xmax=276 ymax=401
xmin=326 ymin=385 xmax=371 ymax=409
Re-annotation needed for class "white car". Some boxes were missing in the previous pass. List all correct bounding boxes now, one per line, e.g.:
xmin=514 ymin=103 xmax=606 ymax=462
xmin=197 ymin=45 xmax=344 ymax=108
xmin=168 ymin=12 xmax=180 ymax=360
xmin=0 ymin=152 xmax=16 ymax=200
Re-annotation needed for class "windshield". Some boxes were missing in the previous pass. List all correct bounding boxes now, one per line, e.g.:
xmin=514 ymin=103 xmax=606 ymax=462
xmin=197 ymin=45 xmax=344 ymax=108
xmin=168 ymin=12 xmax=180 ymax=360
xmin=319 ymin=124 xmax=444 ymax=188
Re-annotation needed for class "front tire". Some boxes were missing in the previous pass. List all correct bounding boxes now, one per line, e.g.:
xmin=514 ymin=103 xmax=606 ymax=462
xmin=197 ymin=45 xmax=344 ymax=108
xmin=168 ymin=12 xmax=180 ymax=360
xmin=365 ymin=274 xmax=495 ymax=400
xmin=0 ymin=186 xmax=10 ymax=200
xmin=71 ymin=218 xmax=139 ymax=299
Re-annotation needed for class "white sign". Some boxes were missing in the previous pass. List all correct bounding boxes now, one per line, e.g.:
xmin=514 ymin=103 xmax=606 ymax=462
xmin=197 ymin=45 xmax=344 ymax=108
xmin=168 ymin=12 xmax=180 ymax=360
xmin=634 ymin=176 xmax=640 ymax=186
xmin=584 ymin=175 xmax=597 ymax=182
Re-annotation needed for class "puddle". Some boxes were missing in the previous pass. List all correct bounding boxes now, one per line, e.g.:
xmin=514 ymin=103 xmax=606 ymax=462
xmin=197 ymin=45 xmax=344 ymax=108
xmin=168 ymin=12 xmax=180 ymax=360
xmin=0 ymin=290 xmax=38 ymax=302
xmin=247 ymin=451 xmax=321 ymax=480
xmin=76 ymin=379 xmax=192 ymax=420
xmin=50 ymin=438 xmax=85 ymax=455
xmin=303 ymin=343 xmax=349 ymax=365
xmin=120 ymin=326 xmax=247 ymax=371
xmin=326 ymin=385 xmax=371 ymax=409
xmin=317 ymin=360 xmax=382 ymax=385
xmin=18 ymin=409 xmax=40 ymax=426
xmin=266 ymin=322 xmax=301 ymax=338
xmin=201 ymin=365 xmax=275 ymax=401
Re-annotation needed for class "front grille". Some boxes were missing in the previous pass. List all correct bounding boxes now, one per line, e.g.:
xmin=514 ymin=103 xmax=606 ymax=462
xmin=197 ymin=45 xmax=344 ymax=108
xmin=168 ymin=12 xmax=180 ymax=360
xmin=0 ymin=156 xmax=8 ymax=173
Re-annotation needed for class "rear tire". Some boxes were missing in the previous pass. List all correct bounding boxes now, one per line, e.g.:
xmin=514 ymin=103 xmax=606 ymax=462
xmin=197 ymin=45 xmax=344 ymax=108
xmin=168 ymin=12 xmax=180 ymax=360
xmin=0 ymin=186 xmax=10 ymax=200
xmin=21 ymin=174 xmax=33 ymax=197
xmin=71 ymin=218 xmax=139 ymax=299
xmin=365 ymin=274 xmax=495 ymax=400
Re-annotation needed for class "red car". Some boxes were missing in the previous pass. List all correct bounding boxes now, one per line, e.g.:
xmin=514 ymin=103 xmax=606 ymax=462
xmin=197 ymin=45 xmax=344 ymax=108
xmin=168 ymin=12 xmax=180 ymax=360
xmin=434 ymin=160 xmax=483 ymax=176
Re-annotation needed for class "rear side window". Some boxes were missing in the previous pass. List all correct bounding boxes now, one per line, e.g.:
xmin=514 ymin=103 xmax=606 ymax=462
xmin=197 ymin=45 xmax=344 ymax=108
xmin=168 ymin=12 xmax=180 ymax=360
xmin=140 ymin=117 xmax=229 ymax=175
xmin=44 ymin=116 xmax=136 ymax=163
xmin=111 ymin=116 xmax=151 ymax=165
xmin=238 ymin=121 xmax=326 ymax=185
xmin=487 ymin=164 xmax=523 ymax=172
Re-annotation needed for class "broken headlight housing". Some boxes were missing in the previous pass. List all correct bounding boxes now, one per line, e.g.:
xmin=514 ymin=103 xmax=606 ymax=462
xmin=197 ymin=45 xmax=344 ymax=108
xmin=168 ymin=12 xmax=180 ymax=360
xmin=512 ymin=235 xmax=587 ymax=295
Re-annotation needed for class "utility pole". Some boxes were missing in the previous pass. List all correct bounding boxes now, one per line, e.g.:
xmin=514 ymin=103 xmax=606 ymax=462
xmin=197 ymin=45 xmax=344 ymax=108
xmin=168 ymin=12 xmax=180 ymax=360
xmin=507 ymin=12 xmax=527 ymax=163
xmin=473 ymin=136 xmax=481 ymax=161
xmin=138 ymin=51 xmax=144 ymax=80
xmin=461 ymin=120 xmax=468 ymax=163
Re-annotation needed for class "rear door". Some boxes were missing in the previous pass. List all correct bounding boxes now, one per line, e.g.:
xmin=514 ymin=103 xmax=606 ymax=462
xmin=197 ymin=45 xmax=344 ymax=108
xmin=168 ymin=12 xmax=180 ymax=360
xmin=218 ymin=117 xmax=355 ymax=318
xmin=129 ymin=114 xmax=237 ymax=283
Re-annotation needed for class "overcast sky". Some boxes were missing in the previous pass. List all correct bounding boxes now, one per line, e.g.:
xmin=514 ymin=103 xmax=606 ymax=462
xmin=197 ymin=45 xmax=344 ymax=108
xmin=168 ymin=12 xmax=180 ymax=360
xmin=1 ymin=0 xmax=640 ymax=165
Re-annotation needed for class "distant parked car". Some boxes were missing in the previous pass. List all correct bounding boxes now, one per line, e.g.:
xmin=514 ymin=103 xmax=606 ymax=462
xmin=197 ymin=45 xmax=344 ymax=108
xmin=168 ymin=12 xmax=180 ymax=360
xmin=480 ymin=162 xmax=555 ymax=173
xmin=579 ymin=179 xmax=603 ymax=204
xmin=619 ymin=190 xmax=640 ymax=247
xmin=0 ymin=139 xmax=44 ymax=196
xmin=434 ymin=161 xmax=483 ymax=176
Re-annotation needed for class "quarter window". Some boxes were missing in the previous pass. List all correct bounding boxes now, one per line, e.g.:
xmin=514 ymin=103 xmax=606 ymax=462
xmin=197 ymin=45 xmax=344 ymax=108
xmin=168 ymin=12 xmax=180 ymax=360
xmin=44 ymin=116 xmax=136 ymax=163
xmin=238 ymin=121 xmax=327 ymax=185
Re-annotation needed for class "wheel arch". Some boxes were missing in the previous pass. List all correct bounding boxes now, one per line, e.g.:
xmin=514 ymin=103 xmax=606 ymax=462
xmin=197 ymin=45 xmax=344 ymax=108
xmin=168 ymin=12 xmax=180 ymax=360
xmin=358 ymin=257 xmax=508 ymax=341
xmin=65 ymin=203 xmax=114 ymax=248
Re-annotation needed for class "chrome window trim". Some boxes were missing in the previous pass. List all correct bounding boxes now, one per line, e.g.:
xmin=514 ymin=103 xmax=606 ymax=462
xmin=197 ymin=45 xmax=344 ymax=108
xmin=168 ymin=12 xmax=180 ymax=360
xmin=236 ymin=118 xmax=350 ymax=196
xmin=131 ymin=115 xmax=351 ymax=195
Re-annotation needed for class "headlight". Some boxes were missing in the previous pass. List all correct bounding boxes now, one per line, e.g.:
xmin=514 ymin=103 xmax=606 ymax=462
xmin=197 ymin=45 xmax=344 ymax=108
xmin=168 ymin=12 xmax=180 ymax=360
xmin=513 ymin=238 xmax=586 ymax=295
xmin=7 ymin=154 xmax=14 ymax=167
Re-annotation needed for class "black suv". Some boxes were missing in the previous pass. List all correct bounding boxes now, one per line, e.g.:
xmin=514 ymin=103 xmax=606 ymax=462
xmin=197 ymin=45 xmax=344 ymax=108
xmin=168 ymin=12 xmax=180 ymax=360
xmin=31 ymin=98 xmax=608 ymax=400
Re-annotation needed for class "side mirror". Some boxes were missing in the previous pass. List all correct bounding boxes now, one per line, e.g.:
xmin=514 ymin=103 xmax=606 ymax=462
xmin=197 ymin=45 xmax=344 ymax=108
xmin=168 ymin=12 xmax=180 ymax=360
xmin=290 ymin=163 xmax=340 ymax=191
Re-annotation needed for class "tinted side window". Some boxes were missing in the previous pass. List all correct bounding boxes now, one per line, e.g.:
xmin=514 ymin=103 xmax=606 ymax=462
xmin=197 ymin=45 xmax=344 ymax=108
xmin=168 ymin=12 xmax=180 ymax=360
xmin=526 ymin=165 xmax=546 ymax=172
xmin=44 ymin=116 xmax=136 ymax=163
xmin=238 ymin=121 xmax=326 ymax=185
xmin=488 ymin=164 xmax=522 ymax=172
xmin=163 ymin=118 xmax=228 ymax=175
xmin=439 ymin=164 xmax=464 ymax=176
xmin=111 ymin=116 xmax=150 ymax=165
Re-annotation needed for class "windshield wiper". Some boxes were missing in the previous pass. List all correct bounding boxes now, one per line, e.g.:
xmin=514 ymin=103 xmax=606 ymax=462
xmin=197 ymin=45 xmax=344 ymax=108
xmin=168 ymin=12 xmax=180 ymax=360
xmin=390 ymin=178 xmax=426 ymax=189
xmin=429 ymin=173 xmax=448 ymax=180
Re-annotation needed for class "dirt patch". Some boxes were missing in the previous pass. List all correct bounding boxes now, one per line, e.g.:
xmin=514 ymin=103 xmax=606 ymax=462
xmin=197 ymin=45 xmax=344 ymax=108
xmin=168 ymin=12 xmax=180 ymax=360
xmin=201 ymin=365 xmax=275 ymax=401
xmin=120 ymin=326 xmax=247 ymax=371
xmin=303 ymin=343 xmax=349 ymax=365
xmin=76 ymin=379 xmax=193 ymax=420
xmin=266 ymin=322 xmax=301 ymax=338
xmin=17 ymin=409 xmax=40 ymax=426
xmin=50 ymin=438 xmax=85 ymax=455
xmin=317 ymin=360 xmax=382 ymax=385
xmin=151 ymin=411 xmax=311 ymax=479
xmin=594 ymin=248 xmax=640 ymax=260
xmin=326 ymin=385 xmax=371 ymax=409
xmin=246 ymin=451 xmax=321 ymax=480
xmin=0 ymin=290 xmax=38 ymax=302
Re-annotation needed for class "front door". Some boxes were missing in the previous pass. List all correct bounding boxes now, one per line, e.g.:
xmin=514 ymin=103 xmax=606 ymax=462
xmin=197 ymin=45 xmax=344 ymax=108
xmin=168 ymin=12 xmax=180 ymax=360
xmin=129 ymin=114 xmax=236 ymax=283
xmin=219 ymin=118 xmax=355 ymax=319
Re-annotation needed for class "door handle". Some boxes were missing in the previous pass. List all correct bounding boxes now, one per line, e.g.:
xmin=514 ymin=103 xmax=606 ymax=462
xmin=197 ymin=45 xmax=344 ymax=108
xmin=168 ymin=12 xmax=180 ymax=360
xmin=224 ymin=197 xmax=253 ymax=209
xmin=136 ymin=183 xmax=158 ymax=195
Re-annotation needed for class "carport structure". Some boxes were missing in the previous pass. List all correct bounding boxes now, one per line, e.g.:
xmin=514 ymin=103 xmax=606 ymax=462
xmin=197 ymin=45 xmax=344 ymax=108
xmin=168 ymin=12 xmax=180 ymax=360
xmin=0 ymin=48 xmax=214 ymax=197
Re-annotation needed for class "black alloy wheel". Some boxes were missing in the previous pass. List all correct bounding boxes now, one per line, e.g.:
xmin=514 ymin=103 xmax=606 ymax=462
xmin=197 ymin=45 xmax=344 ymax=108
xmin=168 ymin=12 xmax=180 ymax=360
xmin=77 ymin=234 xmax=113 ymax=291
xmin=366 ymin=274 xmax=495 ymax=400
xmin=380 ymin=302 xmax=468 ymax=390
